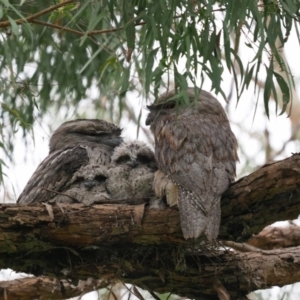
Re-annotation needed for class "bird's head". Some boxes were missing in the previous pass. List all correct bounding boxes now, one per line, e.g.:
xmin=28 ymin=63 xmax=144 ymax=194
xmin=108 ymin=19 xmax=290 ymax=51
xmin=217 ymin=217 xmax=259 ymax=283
xmin=49 ymin=119 xmax=123 ymax=153
xmin=112 ymin=141 xmax=157 ymax=170
xmin=145 ymin=88 xmax=227 ymax=127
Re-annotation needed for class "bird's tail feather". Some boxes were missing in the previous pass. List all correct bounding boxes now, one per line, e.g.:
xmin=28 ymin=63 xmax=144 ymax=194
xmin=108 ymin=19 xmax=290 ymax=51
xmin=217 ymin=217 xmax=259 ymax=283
xmin=177 ymin=190 xmax=221 ymax=242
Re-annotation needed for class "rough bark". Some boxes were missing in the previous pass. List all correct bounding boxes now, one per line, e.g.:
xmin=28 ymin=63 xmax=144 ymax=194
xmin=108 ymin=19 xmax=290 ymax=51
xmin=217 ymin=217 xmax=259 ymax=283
xmin=247 ymin=223 xmax=300 ymax=249
xmin=0 ymin=277 xmax=106 ymax=300
xmin=0 ymin=154 xmax=300 ymax=299
xmin=220 ymin=153 xmax=300 ymax=241
xmin=1 ymin=246 xmax=300 ymax=300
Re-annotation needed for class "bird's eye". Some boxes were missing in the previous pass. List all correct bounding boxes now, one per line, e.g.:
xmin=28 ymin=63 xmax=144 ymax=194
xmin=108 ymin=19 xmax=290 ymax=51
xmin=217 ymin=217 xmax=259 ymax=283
xmin=95 ymin=175 xmax=107 ymax=182
xmin=115 ymin=155 xmax=131 ymax=164
xmin=137 ymin=155 xmax=152 ymax=164
xmin=163 ymin=102 xmax=176 ymax=110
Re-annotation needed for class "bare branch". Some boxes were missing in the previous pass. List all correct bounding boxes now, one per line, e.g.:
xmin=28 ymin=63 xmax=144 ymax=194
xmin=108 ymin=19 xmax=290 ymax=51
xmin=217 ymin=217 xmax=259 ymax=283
xmin=0 ymin=0 xmax=75 ymax=28
xmin=0 ymin=276 xmax=107 ymax=300
xmin=0 ymin=154 xmax=300 ymax=299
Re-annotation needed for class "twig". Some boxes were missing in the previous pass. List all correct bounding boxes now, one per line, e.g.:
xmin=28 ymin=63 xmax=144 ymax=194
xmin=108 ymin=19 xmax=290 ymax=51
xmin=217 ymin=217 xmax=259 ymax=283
xmin=0 ymin=0 xmax=75 ymax=28
xmin=0 ymin=6 xmax=183 ymax=38
xmin=30 ymin=19 xmax=148 ymax=37
xmin=31 ymin=19 xmax=84 ymax=36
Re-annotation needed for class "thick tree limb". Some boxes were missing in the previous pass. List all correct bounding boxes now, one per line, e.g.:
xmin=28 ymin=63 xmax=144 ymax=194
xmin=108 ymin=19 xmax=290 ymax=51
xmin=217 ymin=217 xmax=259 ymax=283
xmin=0 ymin=154 xmax=300 ymax=299
xmin=247 ymin=223 xmax=300 ymax=249
xmin=1 ymin=246 xmax=300 ymax=300
xmin=220 ymin=153 xmax=300 ymax=241
xmin=0 ymin=276 xmax=106 ymax=300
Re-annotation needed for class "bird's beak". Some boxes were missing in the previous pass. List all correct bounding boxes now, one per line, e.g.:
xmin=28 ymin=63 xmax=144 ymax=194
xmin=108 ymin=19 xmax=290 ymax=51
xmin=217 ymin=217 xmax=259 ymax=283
xmin=128 ymin=160 xmax=138 ymax=168
xmin=103 ymin=136 xmax=124 ymax=147
xmin=145 ymin=113 xmax=154 ymax=126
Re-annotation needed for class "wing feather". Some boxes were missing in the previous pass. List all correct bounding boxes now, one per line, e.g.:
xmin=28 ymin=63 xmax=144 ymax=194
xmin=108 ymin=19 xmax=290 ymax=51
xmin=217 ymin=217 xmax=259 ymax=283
xmin=17 ymin=147 xmax=89 ymax=204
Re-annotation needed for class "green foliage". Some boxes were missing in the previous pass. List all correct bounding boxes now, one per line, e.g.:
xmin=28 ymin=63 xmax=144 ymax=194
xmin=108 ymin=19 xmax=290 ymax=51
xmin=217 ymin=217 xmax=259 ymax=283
xmin=0 ymin=0 xmax=299 ymax=184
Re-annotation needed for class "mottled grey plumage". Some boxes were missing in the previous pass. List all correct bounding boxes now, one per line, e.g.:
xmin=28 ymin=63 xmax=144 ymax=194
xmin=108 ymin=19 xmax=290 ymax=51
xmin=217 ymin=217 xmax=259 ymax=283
xmin=49 ymin=119 xmax=122 ymax=153
xmin=106 ymin=141 xmax=157 ymax=199
xmin=146 ymin=88 xmax=238 ymax=241
xmin=153 ymin=170 xmax=178 ymax=207
xmin=17 ymin=119 xmax=123 ymax=204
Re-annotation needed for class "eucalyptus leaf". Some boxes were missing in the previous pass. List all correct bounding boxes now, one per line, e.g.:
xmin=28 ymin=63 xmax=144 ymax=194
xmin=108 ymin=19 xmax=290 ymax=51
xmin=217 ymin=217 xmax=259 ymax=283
xmin=0 ymin=0 xmax=299 ymax=186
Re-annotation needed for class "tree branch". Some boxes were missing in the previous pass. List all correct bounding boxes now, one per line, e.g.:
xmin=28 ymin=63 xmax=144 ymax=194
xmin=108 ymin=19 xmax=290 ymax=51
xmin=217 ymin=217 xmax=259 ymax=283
xmin=0 ymin=0 xmax=75 ymax=28
xmin=0 ymin=276 xmax=106 ymax=300
xmin=30 ymin=19 xmax=85 ymax=36
xmin=1 ymin=246 xmax=300 ymax=300
xmin=30 ymin=19 xmax=150 ymax=36
xmin=0 ymin=154 xmax=300 ymax=299
xmin=220 ymin=153 xmax=300 ymax=241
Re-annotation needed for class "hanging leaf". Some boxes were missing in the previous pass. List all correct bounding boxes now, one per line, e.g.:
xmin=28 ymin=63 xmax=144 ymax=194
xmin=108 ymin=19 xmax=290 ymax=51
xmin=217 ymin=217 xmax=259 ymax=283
xmin=264 ymin=61 xmax=274 ymax=118
xmin=7 ymin=16 xmax=19 ymax=36
xmin=123 ymin=0 xmax=135 ymax=62
xmin=273 ymin=71 xmax=291 ymax=115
